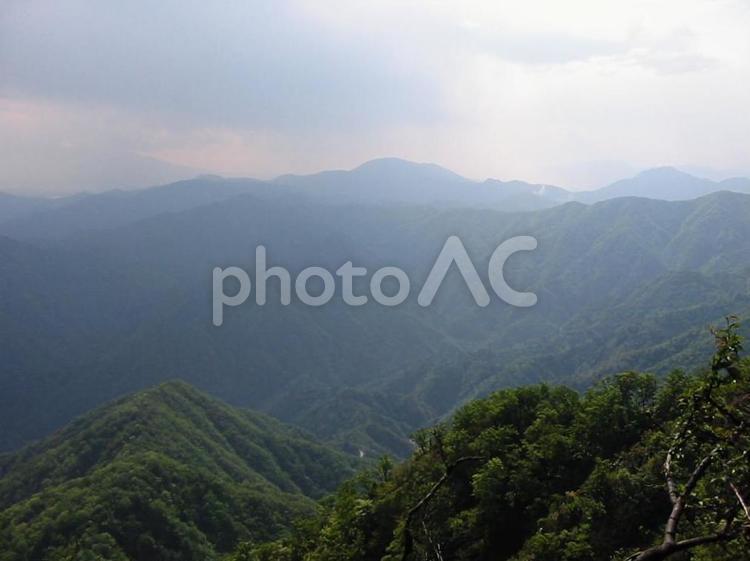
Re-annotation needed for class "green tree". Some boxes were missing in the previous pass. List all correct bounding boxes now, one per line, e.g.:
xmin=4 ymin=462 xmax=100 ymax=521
xmin=629 ymin=318 xmax=750 ymax=561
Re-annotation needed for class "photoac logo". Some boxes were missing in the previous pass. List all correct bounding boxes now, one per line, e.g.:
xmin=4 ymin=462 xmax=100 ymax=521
xmin=212 ymin=235 xmax=537 ymax=326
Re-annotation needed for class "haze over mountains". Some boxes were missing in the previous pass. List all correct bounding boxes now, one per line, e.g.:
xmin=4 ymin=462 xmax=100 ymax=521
xmin=1 ymin=159 xmax=749 ymax=457
xmin=2 ymin=160 xmax=750 ymax=239
xmin=5 ymin=0 xmax=750 ymax=556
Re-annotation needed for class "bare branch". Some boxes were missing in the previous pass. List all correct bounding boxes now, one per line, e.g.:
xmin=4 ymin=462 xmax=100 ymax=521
xmin=634 ymin=516 xmax=736 ymax=561
xmin=730 ymin=482 xmax=750 ymax=522
xmin=401 ymin=456 xmax=483 ymax=561
xmin=664 ymin=446 xmax=720 ymax=545
xmin=673 ymin=530 xmax=735 ymax=552
xmin=674 ymin=513 xmax=737 ymax=552
xmin=664 ymin=449 xmax=678 ymax=505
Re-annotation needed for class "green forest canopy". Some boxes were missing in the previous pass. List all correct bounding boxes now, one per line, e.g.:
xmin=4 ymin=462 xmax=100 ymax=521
xmin=230 ymin=321 xmax=750 ymax=561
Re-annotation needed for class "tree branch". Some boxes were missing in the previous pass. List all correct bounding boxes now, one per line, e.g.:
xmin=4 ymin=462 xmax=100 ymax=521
xmin=684 ymin=446 xmax=719 ymax=498
xmin=401 ymin=456 xmax=483 ymax=561
xmin=634 ymin=518 xmax=736 ymax=561
xmin=664 ymin=446 xmax=719 ymax=545
xmin=664 ymin=449 xmax=678 ymax=505
xmin=730 ymin=482 xmax=750 ymax=522
xmin=673 ymin=529 xmax=735 ymax=552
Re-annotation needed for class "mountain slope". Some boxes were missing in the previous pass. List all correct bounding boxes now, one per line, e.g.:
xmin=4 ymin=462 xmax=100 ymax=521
xmin=274 ymin=157 xmax=572 ymax=210
xmin=0 ymin=177 xmax=283 ymax=241
xmin=243 ymin=357 xmax=750 ymax=561
xmin=4 ymin=163 xmax=750 ymax=245
xmin=0 ymin=381 xmax=357 ymax=561
xmin=2 ymin=161 xmax=560 ymax=241
xmin=274 ymin=157 xmax=471 ymax=204
xmin=1 ymin=191 xmax=750 ymax=457
xmin=577 ymin=166 xmax=750 ymax=202
xmin=0 ymin=192 xmax=54 ymax=224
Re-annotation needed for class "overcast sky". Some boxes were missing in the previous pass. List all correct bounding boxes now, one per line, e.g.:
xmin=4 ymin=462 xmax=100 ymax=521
xmin=1 ymin=0 xmax=749 ymax=194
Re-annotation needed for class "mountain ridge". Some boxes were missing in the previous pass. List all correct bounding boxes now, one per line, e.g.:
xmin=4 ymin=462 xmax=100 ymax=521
xmin=0 ymin=380 xmax=357 ymax=560
xmin=1 ymin=189 xmax=749 ymax=455
xmin=3 ymin=161 xmax=750 ymax=242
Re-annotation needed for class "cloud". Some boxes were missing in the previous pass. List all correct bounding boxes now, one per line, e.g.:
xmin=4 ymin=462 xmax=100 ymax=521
xmin=471 ymin=31 xmax=627 ymax=65
xmin=0 ymin=0 xmax=440 ymax=132
xmin=0 ymin=98 xmax=202 ymax=193
xmin=1 ymin=0 xmax=749 ymax=193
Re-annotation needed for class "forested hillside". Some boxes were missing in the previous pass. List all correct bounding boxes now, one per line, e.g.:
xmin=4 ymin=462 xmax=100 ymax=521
xmin=2 ymin=326 xmax=746 ymax=561
xmin=1 ymin=178 xmax=750 ymax=455
xmin=5 ymin=1 xmax=749 ymax=559
xmin=0 ymin=382 xmax=357 ymax=561
xmin=230 ymin=324 xmax=750 ymax=561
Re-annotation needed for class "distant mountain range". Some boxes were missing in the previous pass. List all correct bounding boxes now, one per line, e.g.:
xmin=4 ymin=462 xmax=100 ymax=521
xmin=2 ymin=160 xmax=750 ymax=239
xmin=575 ymin=165 xmax=750 ymax=203
xmin=1 ymin=165 xmax=749 ymax=456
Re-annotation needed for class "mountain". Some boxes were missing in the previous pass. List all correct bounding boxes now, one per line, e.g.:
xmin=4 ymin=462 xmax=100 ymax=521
xmin=0 ymin=149 xmax=201 ymax=195
xmin=4 ymin=162 xmax=750 ymax=245
xmin=0 ymin=176 xmax=285 ymax=241
xmin=1 ymin=188 xmax=749 ymax=456
xmin=274 ymin=157 xmax=571 ymax=211
xmin=0 ymin=192 xmax=59 ymax=224
xmin=275 ymin=160 xmax=750 ymax=209
xmin=274 ymin=157 xmax=470 ymax=204
xmin=240 ymin=357 xmax=750 ymax=561
xmin=576 ymin=166 xmax=750 ymax=202
xmin=0 ymin=161 xmax=570 ymax=242
xmin=0 ymin=381 xmax=357 ymax=561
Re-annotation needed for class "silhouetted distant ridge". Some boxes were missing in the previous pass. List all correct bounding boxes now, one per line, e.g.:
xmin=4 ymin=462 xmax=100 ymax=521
xmin=576 ymin=166 xmax=750 ymax=202
xmin=352 ymin=157 xmax=468 ymax=181
xmin=3 ymin=161 xmax=750 ymax=239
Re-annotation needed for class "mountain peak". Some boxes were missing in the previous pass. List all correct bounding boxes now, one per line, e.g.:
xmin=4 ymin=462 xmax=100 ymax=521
xmin=1 ymin=380 xmax=355 ymax=502
xmin=353 ymin=156 xmax=415 ymax=169
xmin=0 ymin=381 xmax=356 ymax=559
xmin=577 ymin=166 xmax=717 ymax=202
xmin=193 ymin=173 xmax=225 ymax=182
xmin=635 ymin=166 xmax=697 ymax=180
xmin=352 ymin=157 xmax=467 ymax=182
xmin=140 ymin=377 xmax=196 ymax=395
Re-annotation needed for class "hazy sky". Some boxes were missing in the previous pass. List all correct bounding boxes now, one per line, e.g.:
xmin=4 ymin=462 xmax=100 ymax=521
xmin=1 ymin=0 xmax=749 ymax=194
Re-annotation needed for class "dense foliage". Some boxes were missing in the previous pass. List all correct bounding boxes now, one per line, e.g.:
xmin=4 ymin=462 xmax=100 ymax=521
xmin=231 ymin=328 xmax=750 ymax=561
xmin=2 ymin=167 xmax=750 ymax=559
xmin=0 ymin=382 xmax=357 ymax=560
xmin=2 ymin=185 xmax=750 ymax=456
xmin=1 ymin=329 xmax=747 ymax=560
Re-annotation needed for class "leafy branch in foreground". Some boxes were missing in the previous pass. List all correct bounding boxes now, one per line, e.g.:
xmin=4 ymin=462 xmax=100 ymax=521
xmin=400 ymin=451 xmax=484 ymax=561
xmin=226 ymin=319 xmax=750 ymax=561
xmin=629 ymin=317 xmax=750 ymax=561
